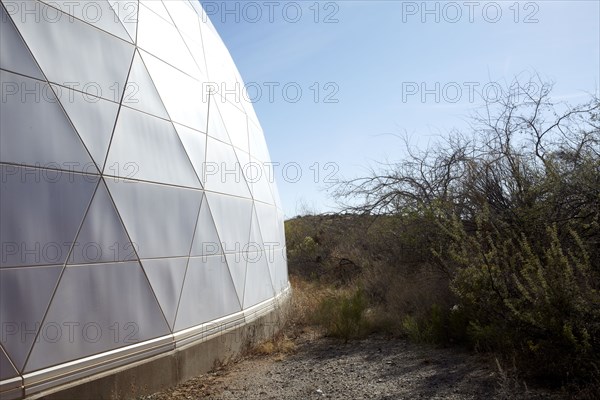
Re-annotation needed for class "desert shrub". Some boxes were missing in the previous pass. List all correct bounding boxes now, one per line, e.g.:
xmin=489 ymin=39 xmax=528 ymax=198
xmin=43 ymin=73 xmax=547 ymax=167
xmin=399 ymin=303 xmax=469 ymax=345
xmin=444 ymin=214 xmax=600 ymax=381
xmin=283 ymin=275 xmax=331 ymax=334
xmin=314 ymin=288 xmax=369 ymax=341
xmin=285 ymin=214 xmax=374 ymax=283
xmin=329 ymin=76 xmax=600 ymax=386
xmin=400 ymin=315 xmax=422 ymax=342
xmin=400 ymin=306 xmax=444 ymax=344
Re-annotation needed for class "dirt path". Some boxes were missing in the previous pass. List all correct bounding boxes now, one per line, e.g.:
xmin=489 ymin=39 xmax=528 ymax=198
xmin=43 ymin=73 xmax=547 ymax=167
xmin=141 ymin=333 xmax=564 ymax=400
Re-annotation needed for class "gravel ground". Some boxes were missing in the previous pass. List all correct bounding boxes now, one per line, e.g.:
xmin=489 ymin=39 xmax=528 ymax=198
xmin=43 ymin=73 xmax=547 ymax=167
xmin=142 ymin=332 xmax=565 ymax=400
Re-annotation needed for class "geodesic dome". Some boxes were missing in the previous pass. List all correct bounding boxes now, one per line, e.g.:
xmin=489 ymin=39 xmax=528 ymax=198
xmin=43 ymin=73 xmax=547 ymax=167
xmin=0 ymin=1 xmax=288 ymax=397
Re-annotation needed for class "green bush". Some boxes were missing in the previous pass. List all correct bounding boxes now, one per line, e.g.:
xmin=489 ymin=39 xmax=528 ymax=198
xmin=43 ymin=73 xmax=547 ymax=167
xmin=314 ymin=288 xmax=369 ymax=341
xmin=444 ymin=212 xmax=600 ymax=382
xmin=401 ymin=315 xmax=422 ymax=342
xmin=399 ymin=303 xmax=469 ymax=345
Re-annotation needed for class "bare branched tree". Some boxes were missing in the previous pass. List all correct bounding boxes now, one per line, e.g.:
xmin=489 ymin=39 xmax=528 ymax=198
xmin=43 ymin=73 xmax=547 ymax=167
xmin=333 ymin=76 xmax=600 ymax=239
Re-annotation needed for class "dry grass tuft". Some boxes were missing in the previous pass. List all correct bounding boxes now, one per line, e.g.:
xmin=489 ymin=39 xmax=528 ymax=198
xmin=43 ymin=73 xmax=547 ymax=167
xmin=284 ymin=275 xmax=332 ymax=334
xmin=253 ymin=333 xmax=297 ymax=356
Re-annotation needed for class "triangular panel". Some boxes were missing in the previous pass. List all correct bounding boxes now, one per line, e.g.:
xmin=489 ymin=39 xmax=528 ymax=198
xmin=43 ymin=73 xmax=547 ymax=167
xmin=255 ymin=202 xmax=284 ymax=247
xmin=273 ymin=246 xmax=290 ymax=293
xmin=218 ymin=98 xmax=249 ymax=153
xmin=180 ymin=31 xmax=207 ymax=78
xmin=108 ymin=0 xmax=138 ymax=43
xmin=140 ymin=50 xmax=208 ymax=133
xmin=242 ymin=94 xmax=261 ymax=131
xmin=249 ymin=157 xmax=276 ymax=205
xmin=141 ymin=257 xmax=188 ymax=330
xmin=52 ymin=85 xmax=119 ymax=169
xmin=40 ymin=0 xmax=132 ymax=42
xmin=161 ymin=0 xmax=206 ymax=76
xmin=11 ymin=1 xmax=135 ymax=100
xmin=271 ymin=179 xmax=284 ymax=211
xmin=0 ymin=71 xmax=97 ymax=173
xmin=243 ymin=248 xmax=275 ymax=308
xmin=0 ymin=346 xmax=18 ymax=380
xmin=204 ymin=137 xmax=252 ymax=198
xmin=68 ymin=180 xmax=137 ymax=265
xmin=0 ymin=164 xmax=99 ymax=268
xmin=24 ymin=262 xmax=171 ymax=373
xmin=137 ymin=3 xmax=201 ymax=78
xmin=234 ymin=148 xmax=251 ymax=195
xmin=200 ymin=22 xmax=239 ymax=96
xmin=266 ymin=245 xmax=289 ymax=294
xmin=124 ymin=51 xmax=170 ymax=119
xmin=0 ymin=6 xmax=43 ymax=79
xmin=0 ymin=265 xmax=63 ymax=371
xmin=224 ymin=253 xmax=247 ymax=306
xmin=249 ymin=206 xmax=276 ymax=289
xmin=106 ymin=180 xmax=202 ymax=259
xmin=204 ymin=192 xmax=253 ymax=254
xmin=208 ymin=97 xmax=233 ymax=143
xmin=161 ymin=0 xmax=202 ymax=41
xmin=248 ymin=120 xmax=271 ymax=163
xmin=141 ymin=0 xmax=171 ymax=22
xmin=190 ymin=195 xmax=223 ymax=257
xmin=277 ymin=209 xmax=286 ymax=244
xmin=174 ymin=123 xmax=207 ymax=187
xmin=249 ymin=206 xmax=264 ymax=251
xmin=187 ymin=0 xmax=207 ymax=18
xmin=174 ymin=256 xmax=241 ymax=331
xmin=105 ymin=106 xmax=201 ymax=188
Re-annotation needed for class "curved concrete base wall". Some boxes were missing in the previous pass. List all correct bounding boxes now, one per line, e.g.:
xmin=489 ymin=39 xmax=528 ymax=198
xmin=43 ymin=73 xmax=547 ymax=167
xmin=11 ymin=288 xmax=290 ymax=400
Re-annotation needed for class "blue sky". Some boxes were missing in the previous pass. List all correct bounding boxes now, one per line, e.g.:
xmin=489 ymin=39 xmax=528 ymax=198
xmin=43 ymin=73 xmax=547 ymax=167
xmin=202 ymin=1 xmax=600 ymax=217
